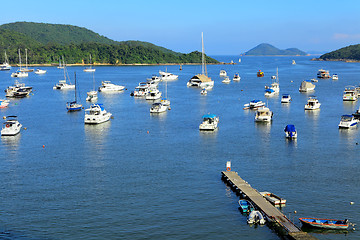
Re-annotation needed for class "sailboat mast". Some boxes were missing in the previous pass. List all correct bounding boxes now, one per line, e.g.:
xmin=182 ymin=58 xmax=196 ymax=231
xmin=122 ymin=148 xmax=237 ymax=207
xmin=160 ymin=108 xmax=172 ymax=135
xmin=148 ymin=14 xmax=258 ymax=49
xmin=201 ymin=32 xmax=207 ymax=76
xmin=277 ymin=67 xmax=279 ymax=83
xmin=18 ymin=49 xmax=21 ymax=69
xmin=25 ymin=48 xmax=28 ymax=69
xmin=74 ymin=72 xmax=77 ymax=102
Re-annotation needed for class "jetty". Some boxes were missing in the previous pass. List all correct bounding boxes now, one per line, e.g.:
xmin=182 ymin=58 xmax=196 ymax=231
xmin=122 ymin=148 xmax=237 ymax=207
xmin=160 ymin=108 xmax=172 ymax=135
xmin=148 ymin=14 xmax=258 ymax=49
xmin=222 ymin=170 xmax=317 ymax=240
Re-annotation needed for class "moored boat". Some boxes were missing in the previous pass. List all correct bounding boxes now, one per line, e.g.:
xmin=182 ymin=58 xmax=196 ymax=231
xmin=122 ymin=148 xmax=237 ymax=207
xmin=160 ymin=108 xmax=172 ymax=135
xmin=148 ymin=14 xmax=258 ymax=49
xmin=317 ymin=69 xmax=330 ymax=78
xmin=219 ymin=70 xmax=227 ymax=77
xmin=200 ymin=88 xmax=207 ymax=95
xmin=150 ymin=102 xmax=168 ymax=113
xmin=332 ymin=74 xmax=338 ymax=80
xmin=238 ymin=199 xmax=254 ymax=214
xmin=84 ymin=104 xmax=112 ymax=124
xmin=304 ymin=96 xmax=321 ymax=110
xmin=284 ymin=124 xmax=297 ymax=138
xmin=338 ymin=115 xmax=358 ymax=129
xmin=257 ymin=70 xmax=264 ymax=77
xmin=222 ymin=76 xmax=231 ymax=84
xmin=233 ymin=73 xmax=240 ymax=81
xmin=0 ymin=99 xmax=10 ymax=108
xmin=98 ymin=81 xmax=125 ymax=92
xmin=34 ymin=69 xmax=47 ymax=74
xmin=281 ymin=94 xmax=291 ymax=103
xmin=199 ymin=114 xmax=219 ymax=131
xmin=247 ymin=210 xmax=266 ymax=225
xmin=159 ymin=70 xmax=178 ymax=81
xmin=1 ymin=116 xmax=22 ymax=136
xmin=255 ymin=107 xmax=273 ymax=122
xmin=243 ymin=100 xmax=265 ymax=110
xmin=343 ymin=86 xmax=357 ymax=101
xmin=299 ymin=80 xmax=315 ymax=92
xmin=353 ymin=107 xmax=360 ymax=120
xmin=299 ymin=218 xmax=349 ymax=230
xmin=260 ymin=192 xmax=286 ymax=206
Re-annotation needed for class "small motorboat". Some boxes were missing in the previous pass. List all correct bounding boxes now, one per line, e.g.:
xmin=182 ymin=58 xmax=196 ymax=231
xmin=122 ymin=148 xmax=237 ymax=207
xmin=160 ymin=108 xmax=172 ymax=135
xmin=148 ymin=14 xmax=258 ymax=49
xmin=257 ymin=70 xmax=264 ymax=77
xmin=332 ymin=74 xmax=338 ymax=80
xmin=1 ymin=116 xmax=22 ymax=136
xmin=299 ymin=218 xmax=349 ymax=230
xmin=199 ymin=114 xmax=219 ymax=131
xmin=11 ymin=70 xmax=28 ymax=78
xmin=5 ymin=82 xmax=32 ymax=98
xmin=146 ymin=75 xmax=161 ymax=83
xmin=317 ymin=69 xmax=330 ymax=79
xmin=53 ymin=80 xmax=75 ymax=90
xmin=200 ymin=88 xmax=207 ymax=95
xmin=0 ymin=99 xmax=10 ymax=108
xmin=255 ymin=107 xmax=273 ymax=122
xmin=145 ymin=89 xmax=162 ymax=100
xmin=34 ymin=69 xmax=47 ymax=74
xmin=304 ymin=96 xmax=321 ymax=110
xmin=243 ymin=100 xmax=265 ymax=110
xmin=238 ymin=199 xmax=254 ymax=214
xmin=233 ymin=73 xmax=241 ymax=81
xmin=247 ymin=210 xmax=266 ymax=225
xmin=159 ymin=70 xmax=178 ymax=81
xmin=150 ymin=102 xmax=168 ymax=113
xmin=222 ymin=76 xmax=231 ymax=84
xmin=281 ymin=94 xmax=292 ymax=103
xmin=260 ymin=192 xmax=286 ymax=206
xmin=338 ymin=115 xmax=358 ymax=129
xmin=284 ymin=124 xmax=297 ymax=139
xmin=219 ymin=70 xmax=227 ymax=77
xmin=343 ymin=86 xmax=357 ymax=101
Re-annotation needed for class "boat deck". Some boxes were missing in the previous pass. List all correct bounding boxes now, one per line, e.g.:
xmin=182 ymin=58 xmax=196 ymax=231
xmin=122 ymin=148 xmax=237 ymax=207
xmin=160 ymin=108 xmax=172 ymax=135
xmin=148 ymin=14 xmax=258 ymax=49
xmin=222 ymin=171 xmax=317 ymax=240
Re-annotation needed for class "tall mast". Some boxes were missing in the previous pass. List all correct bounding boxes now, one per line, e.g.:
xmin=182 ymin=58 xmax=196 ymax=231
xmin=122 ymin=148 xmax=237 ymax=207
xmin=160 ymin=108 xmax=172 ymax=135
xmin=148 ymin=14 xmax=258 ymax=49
xmin=25 ymin=48 xmax=28 ymax=69
xmin=276 ymin=67 xmax=279 ymax=83
xmin=201 ymin=32 xmax=207 ymax=76
xmin=18 ymin=49 xmax=22 ymax=69
xmin=74 ymin=72 xmax=77 ymax=102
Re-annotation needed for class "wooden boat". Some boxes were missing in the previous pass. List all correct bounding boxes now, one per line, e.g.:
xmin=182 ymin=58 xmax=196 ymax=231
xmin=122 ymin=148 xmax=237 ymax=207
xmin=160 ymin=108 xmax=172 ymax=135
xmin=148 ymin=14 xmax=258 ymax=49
xmin=299 ymin=218 xmax=349 ymax=230
xmin=260 ymin=192 xmax=286 ymax=206
xmin=238 ymin=199 xmax=254 ymax=214
xmin=257 ymin=70 xmax=264 ymax=77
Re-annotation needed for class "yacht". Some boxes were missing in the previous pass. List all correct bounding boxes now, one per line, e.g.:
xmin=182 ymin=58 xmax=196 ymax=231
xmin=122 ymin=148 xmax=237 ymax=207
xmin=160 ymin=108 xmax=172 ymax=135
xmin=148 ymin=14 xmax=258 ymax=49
xmin=317 ymin=69 xmax=330 ymax=78
xmin=343 ymin=86 xmax=358 ymax=101
xmin=11 ymin=70 xmax=28 ymax=78
xmin=150 ymin=102 xmax=168 ymax=113
xmin=265 ymin=69 xmax=280 ymax=96
xmin=243 ymin=100 xmax=265 ymax=109
xmin=338 ymin=115 xmax=358 ymax=129
xmin=131 ymin=82 xmax=150 ymax=97
xmin=255 ymin=106 xmax=273 ymax=122
xmin=200 ymin=88 xmax=207 ymax=95
xmin=304 ymin=96 xmax=321 ymax=110
xmin=147 ymin=75 xmax=161 ymax=84
xmin=84 ymin=104 xmax=112 ymax=124
xmin=284 ymin=124 xmax=297 ymax=138
xmin=86 ymin=91 xmax=98 ymax=102
xmin=332 ymin=74 xmax=338 ymax=80
xmin=1 ymin=116 xmax=22 ymax=136
xmin=222 ymin=76 xmax=231 ymax=84
xmin=145 ymin=89 xmax=162 ymax=100
xmin=53 ymin=80 xmax=75 ymax=90
xmin=159 ymin=70 xmax=178 ymax=81
xmin=0 ymin=99 xmax=10 ymax=108
xmin=5 ymin=82 xmax=33 ymax=98
xmin=98 ymin=81 xmax=125 ymax=92
xmin=199 ymin=114 xmax=219 ymax=131
xmin=281 ymin=94 xmax=292 ymax=103
xmin=299 ymin=80 xmax=315 ymax=92
xmin=233 ymin=73 xmax=241 ymax=81
xmin=219 ymin=70 xmax=227 ymax=77
xmin=34 ymin=69 xmax=47 ymax=74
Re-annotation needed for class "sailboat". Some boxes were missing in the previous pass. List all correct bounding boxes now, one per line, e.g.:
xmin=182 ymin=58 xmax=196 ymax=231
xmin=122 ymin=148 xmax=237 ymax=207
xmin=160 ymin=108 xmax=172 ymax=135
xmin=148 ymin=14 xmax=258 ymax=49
xmin=187 ymin=32 xmax=214 ymax=89
xmin=84 ymin=54 xmax=96 ymax=72
xmin=57 ymin=56 xmax=64 ymax=69
xmin=20 ymin=49 xmax=34 ymax=72
xmin=161 ymin=80 xmax=170 ymax=107
xmin=11 ymin=49 xmax=28 ymax=78
xmin=264 ymin=67 xmax=280 ymax=97
xmin=66 ymin=72 xmax=83 ymax=111
xmin=86 ymin=71 xmax=98 ymax=102
xmin=53 ymin=58 xmax=75 ymax=90
xmin=0 ymin=51 xmax=11 ymax=71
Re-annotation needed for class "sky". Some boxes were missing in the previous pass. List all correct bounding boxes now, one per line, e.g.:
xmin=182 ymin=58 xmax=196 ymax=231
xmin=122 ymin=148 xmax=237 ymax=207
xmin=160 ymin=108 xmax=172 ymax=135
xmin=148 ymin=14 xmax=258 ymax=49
xmin=1 ymin=0 xmax=360 ymax=55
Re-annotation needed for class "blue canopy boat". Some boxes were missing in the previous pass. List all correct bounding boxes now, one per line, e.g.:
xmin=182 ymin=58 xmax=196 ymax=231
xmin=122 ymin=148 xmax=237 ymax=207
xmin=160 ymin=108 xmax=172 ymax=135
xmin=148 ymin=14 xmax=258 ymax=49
xmin=238 ymin=199 xmax=254 ymax=214
xmin=299 ymin=218 xmax=349 ymax=230
xmin=284 ymin=124 xmax=297 ymax=138
xmin=66 ymin=72 xmax=83 ymax=112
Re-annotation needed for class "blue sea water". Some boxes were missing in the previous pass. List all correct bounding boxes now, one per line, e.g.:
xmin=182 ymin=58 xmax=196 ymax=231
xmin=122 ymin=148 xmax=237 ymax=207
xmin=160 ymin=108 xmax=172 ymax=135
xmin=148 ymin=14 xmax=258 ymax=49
xmin=0 ymin=56 xmax=359 ymax=240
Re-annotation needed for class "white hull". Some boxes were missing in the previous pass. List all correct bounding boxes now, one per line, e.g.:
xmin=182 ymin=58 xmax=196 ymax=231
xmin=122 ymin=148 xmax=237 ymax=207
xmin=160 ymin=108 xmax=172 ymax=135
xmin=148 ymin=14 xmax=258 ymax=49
xmin=86 ymin=91 xmax=98 ymax=102
xmin=1 ymin=121 xmax=22 ymax=136
xmin=11 ymin=71 xmax=28 ymax=78
xmin=84 ymin=68 xmax=96 ymax=72
xmin=98 ymin=81 xmax=125 ymax=92
xmin=34 ymin=69 xmax=47 ymax=74
xmin=84 ymin=113 xmax=112 ymax=124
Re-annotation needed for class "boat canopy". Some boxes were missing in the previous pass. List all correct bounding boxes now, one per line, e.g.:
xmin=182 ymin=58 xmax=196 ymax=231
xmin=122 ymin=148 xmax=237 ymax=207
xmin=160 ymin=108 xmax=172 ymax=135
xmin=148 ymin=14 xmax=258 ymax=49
xmin=191 ymin=74 xmax=212 ymax=82
xmin=250 ymin=100 xmax=261 ymax=103
xmin=265 ymin=89 xmax=275 ymax=93
xmin=284 ymin=124 xmax=296 ymax=132
xmin=202 ymin=114 xmax=217 ymax=119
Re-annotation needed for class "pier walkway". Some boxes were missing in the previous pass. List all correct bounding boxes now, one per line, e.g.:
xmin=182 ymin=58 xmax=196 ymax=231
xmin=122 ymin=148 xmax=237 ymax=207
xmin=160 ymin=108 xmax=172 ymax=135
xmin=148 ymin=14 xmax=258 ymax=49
xmin=222 ymin=171 xmax=317 ymax=240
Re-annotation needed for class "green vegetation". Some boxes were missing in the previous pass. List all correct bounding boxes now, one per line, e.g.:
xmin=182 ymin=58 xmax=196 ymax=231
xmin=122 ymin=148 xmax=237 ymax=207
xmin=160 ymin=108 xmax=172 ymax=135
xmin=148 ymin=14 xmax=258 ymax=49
xmin=245 ymin=43 xmax=307 ymax=56
xmin=0 ymin=22 xmax=219 ymax=64
xmin=319 ymin=44 xmax=360 ymax=61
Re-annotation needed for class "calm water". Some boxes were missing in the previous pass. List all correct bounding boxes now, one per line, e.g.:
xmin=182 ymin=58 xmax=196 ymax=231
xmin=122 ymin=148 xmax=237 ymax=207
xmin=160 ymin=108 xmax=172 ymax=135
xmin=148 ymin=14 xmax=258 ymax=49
xmin=0 ymin=56 xmax=359 ymax=240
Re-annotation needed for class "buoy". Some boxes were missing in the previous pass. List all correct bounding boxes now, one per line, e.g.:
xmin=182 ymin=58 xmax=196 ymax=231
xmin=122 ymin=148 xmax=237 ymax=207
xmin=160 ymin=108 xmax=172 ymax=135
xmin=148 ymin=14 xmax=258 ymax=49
xmin=356 ymin=143 xmax=359 ymax=145
xmin=226 ymin=161 xmax=231 ymax=171
xmin=291 ymin=81 xmax=293 ymax=82
xmin=2 ymin=116 xmax=6 ymax=119
xmin=24 ymin=127 xmax=27 ymax=130
xmin=350 ymin=202 xmax=355 ymax=205
xmin=147 ymin=131 xmax=149 ymax=134
xmin=168 ymin=107 xmax=171 ymax=110
xmin=294 ymin=210 xmax=297 ymax=214
xmin=42 ymin=145 xmax=45 ymax=148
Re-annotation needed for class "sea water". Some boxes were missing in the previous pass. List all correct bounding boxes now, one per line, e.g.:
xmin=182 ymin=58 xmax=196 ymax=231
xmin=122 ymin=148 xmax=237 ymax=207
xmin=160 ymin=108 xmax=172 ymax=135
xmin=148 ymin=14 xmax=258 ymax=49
xmin=0 ymin=56 xmax=359 ymax=240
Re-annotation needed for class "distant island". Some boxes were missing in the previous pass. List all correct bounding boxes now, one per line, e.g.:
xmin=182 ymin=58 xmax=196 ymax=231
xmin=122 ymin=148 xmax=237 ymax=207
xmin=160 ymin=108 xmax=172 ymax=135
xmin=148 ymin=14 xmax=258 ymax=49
xmin=314 ymin=44 xmax=360 ymax=62
xmin=244 ymin=43 xmax=307 ymax=56
xmin=0 ymin=22 xmax=219 ymax=65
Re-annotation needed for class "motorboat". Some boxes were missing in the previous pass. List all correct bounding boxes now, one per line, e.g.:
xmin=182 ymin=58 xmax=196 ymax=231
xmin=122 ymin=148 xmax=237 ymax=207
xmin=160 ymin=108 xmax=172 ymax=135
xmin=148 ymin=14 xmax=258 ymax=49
xmin=257 ymin=70 xmax=264 ymax=77
xmin=199 ymin=114 xmax=219 ymax=131
xmin=84 ymin=104 xmax=112 ymax=124
xmin=1 ymin=116 xmax=22 ymax=136
xmin=299 ymin=218 xmax=349 ymax=230
xmin=219 ymin=70 xmax=227 ymax=77
xmin=343 ymin=86 xmax=357 ymax=101
xmin=83 ymin=54 xmax=96 ymax=72
xmin=222 ymin=76 xmax=231 ymax=84
xmin=299 ymin=80 xmax=315 ymax=92
xmin=238 ymin=199 xmax=254 ymax=214
xmin=233 ymin=73 xmax=241 ymax=81
xmin=147 ymin=75 xmax=161 ymax=83
xmin=34 ymin=69 xmax=47 ymax=74
xmin=338 ymin=115 xmax=358 ymax=129
xmin=260 ymin=192 xmax=286 ymax=206
xmin=98 ymin=81 xmax=125 ymax=92
xmin=11 ymin=70 xmax=28 ymax=78
xmin=0 ymin=51 xmax=11 ymax=71
xmin=244 ymin=100 xmax=266 ymax=109
xmin=353 ymin=107 xmax=360 ymax=120
xmin=332 ymin=74 xmax=338 ymax=80
xmin=145 ymin=89 xmax=162 ymax=100
xmin=284 ymin=124 xmax=297 ymax=139
xmin=310 ymin=78 xmax=318 ymax=82
xmin=86 ymin=91 xmax=98 ymax=102
xmin=265 ymin=70 xmax=280 ymax=96
xmin=200 ymin=88 xmax=207 ymax=95
xmin=53 ymin=80 xmax=75 ymax=90
xmin=5 ymin=82 xmax=33 ymax=98
xmin=317 ymin=69 xmax=330 ymax=78
xmin=247 ymin=211 xmax=266 ymax=225
xmin=0 ymin=99 xmax=10 ymax=108
xmin=292 ymin=60 xmax=296 ymax=65
xmin=281 ymin=94 xmax=292 ymax=103
xmin=131 ymin=83 xmax=150 ymax=97
xmin=159 ymin=70 xmax=178 ymax=81
xmin=66 ymin=72 xmax=82 ymax=112
xmin=255 ymin=107 xmax=273 ymax=122
xmin=150 ymin=102 xmax=168 ymax=113
xmin=304 ymin=96 xmax=321 ymax=110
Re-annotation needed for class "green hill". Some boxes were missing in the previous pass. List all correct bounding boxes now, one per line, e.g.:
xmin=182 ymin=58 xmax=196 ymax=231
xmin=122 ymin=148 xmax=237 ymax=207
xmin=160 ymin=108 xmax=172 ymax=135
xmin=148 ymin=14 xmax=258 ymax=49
xmin=0 ymin=22 xmax=219 ymax=64
xmin=245 ymin=43 xmax=307 ymax=56
xmin=319 ymin=44 xmax=360 ymax=61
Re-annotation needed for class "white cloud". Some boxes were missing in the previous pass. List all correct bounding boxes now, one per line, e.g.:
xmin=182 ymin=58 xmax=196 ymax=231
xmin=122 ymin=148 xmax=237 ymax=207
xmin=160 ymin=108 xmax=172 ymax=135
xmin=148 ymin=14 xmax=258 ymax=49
xmin=333 ymin=33 xmax=360 ymax=40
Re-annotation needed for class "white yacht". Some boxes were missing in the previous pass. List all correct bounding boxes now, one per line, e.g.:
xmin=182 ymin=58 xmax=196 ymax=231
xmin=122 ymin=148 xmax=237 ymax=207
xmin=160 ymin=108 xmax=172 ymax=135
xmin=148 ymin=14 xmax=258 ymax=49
xmin=304 ymin=96 xmax=321 ymax=110
xmin=299 ymin=80 xmax=315 ymax=92
xmin=98 ymin=81 xmax=125 ymax=92
xmin=338 ymin=115 xmax=358 ymax=129
xmin=332 ymin=74 xmax=338 ymax=80
xmin=255 ymin=107 xmax=273 ymax=122
xmin=343 ymin=86 xmax=358 ymax=101
xmin=147 ymin=75 xmax=161 ymax=83
xmin=53 ymin=61 xmax=75 ymax=90
xmin=34 ymin=69 xmax=47 ymax=74
xmin=0 ymin=99 xmax=10 ymax=108
xmin=150 ymin=102 xmax=168 ymax=113
xmin=243 ymin=100 xmax=265 ymax=109
xmin=222 ymin=76 xmax=231 ymax=84
xmin=281 ymin=94 xmax=292 ymax=103
xmin=84 ymin=104 xmax=112 ymax=124
xmin=265 ymin=69 xmax=280 ymax=97
xmin=159 ymin=70 xmax=178 ymax=81
xmin=132 ymin=82 xmax=150 ymax=97
xmin=317 ymin=69 xmax=330 ymax=78
xmin=11 ymin=70 xmax=28 ymax=78
xmin=233 ymin=73 xmax=240 ymax=81
xmin=145 ymin=89 xmax=162 ymax=100
xmin=5 ymin=82 xmax=32 ymax=98
xmin=0 ymin=51 xmax=11 ymax=71
xmin=199 ymin=114 xmax=219 ymax=131
xmin=1 ymin=116 xmax=22 ymax=136
xmin=219 ymin=70 xmax=227 ymax=77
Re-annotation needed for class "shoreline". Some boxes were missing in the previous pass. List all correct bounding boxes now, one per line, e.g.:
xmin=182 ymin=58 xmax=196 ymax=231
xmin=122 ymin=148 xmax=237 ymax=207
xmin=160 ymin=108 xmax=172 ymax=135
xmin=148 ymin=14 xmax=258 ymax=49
xmin=10 ymin=62 xmax=236 ymax=67
xmin=311 ymin=58 xmax=360 ymax=63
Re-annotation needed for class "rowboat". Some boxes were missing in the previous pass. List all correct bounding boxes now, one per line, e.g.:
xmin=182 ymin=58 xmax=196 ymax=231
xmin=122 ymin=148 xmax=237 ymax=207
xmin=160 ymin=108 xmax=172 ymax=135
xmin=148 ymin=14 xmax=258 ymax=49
xmin=238 ymin=199 xmax=254 ymax=214
xmin=299 ymin=218 xmax=349 ymax=230
xmin=260 ymin=192 xmax=286 ymax=206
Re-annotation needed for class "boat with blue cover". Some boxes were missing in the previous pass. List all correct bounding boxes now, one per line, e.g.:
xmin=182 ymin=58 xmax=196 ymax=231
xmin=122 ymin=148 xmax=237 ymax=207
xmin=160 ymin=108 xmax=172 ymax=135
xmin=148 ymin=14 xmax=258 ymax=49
xmin=238 ymin=199 xmax=254 ymax=214
xmin=284 ymin=124 xmax=297 ymax=138
xmin=338 ymin=115 xmax=358 ymax=129
xmin=199 ymin=114 xmax=219 ymax=131
xmin=299 ymin=218 xmax=349 ymax=230
xmin=66 ymin=72 xmax=82 ymax=112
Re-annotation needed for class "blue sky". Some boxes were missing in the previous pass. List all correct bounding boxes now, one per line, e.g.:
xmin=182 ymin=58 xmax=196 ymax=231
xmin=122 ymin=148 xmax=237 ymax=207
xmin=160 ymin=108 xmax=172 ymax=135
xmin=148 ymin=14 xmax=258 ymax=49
xmin=1 ymin=0 xmax=360 ymax=55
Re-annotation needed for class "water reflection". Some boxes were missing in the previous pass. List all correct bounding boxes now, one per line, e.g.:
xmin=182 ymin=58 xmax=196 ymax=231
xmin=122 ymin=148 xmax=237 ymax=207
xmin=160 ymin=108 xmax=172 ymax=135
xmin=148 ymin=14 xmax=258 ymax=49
xmin=84 ymin=121 xmax=111 ymax=147
xmin=285 ymin=137 xmax=298 ymax=148
xmin=150 ymin=111 xmax=167 ymax=121
xmin=1 ymin=134 xmax=21 ymax=151
xmin=338 ymin=128 xmax=358 ymax=149
xmin=342 ymin=101 xmax=357 ymax=112
xmin=304 ymin=109 xmax=320 ymax=120
xmin=199 ymin=128 xmax=219 ymax=138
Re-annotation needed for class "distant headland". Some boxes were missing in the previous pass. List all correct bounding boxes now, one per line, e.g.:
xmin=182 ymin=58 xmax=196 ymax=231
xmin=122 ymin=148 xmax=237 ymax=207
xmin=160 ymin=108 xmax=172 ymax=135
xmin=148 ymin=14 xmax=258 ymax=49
xmin=243 ymin=43 xmax=308 ymax=56
xmin=312 ymin=44 xmax=360 ymax=62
